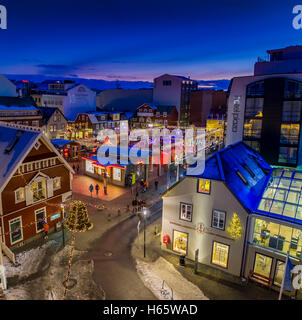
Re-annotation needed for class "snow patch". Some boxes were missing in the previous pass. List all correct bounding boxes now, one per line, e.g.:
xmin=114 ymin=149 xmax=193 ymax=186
xmin=136 ymin=257 xmax=209 ymax=300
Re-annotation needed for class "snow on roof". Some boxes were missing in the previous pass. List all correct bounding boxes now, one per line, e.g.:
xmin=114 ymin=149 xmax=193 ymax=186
xmin=0 ymin=123 xmax=41 ymax=189
xmin=190 ymin=141 xmax=272 ymax=212
xmin=51 ymin=139 xmax=74 ymax=147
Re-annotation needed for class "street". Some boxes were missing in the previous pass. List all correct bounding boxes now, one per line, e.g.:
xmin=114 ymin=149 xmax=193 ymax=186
xmin=85 ymin=201 xmax=162 ymax=300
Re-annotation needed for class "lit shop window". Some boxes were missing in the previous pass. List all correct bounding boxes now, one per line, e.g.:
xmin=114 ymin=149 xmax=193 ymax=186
xmin=212 ymin=242 xmax=229 ymax=268
xmin=274 ymin=260 xmax=285 ymax=287
xmin=179 ymin=203 xmax=193 ymax=222
xmin=85 ymin=161 xmax=94 ymax=174
xmin=173 ymin=230 xmax=188 ymax=255
xmin=253 ymin=253 xmax=272 ymax=278
xmin=113 ymin=167 xmax=122 ymax=182
xmin=197 ymin=179 xmax=211 ymax=194
xmin=9 ymin=217 xmax=23 ymax=245
xmin=32 ymin=179 xmax=47 ymax=202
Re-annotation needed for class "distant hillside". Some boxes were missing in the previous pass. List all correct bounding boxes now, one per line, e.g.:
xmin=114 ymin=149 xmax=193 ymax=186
xmin=4 ymin=74 xmax=230 ymax=91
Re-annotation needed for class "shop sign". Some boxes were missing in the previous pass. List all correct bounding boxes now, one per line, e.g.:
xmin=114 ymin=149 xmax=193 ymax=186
xmin=51 ymin=213 xmax=61 ymax=221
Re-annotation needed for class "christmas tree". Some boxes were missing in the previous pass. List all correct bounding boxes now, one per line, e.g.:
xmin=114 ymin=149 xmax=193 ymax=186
xmin=65 ymin=200 xmax=93 ymax=232
xmin=227 ymin=213 xmax=242 ymax=240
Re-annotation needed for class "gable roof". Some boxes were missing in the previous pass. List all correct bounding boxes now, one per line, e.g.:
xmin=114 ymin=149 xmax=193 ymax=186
xmin=0 ymin=122 xmax=74 ymax=192
xmin=38 ymin=107 xmax=66 ymax=124
xmin=0 ymin=96 xmax=37 ymax=109
xmin=191 ymin=141 xmax=272 ymax=212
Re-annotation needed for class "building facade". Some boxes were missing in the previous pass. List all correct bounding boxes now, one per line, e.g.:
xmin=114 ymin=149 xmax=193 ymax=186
xmin=39 ymin=107 xmax=67 ymax=140
xmin=0 ymin=123 xmax=73 ymax=248
xmin=226 ymin=46 xmax=302 ymax=168
xmin=153 ymin=74 xmax=198 ymax=125
xmin=130 ymin=103 xmax=178 ymax=129
xmin=162 ymin=142 xmax=302 ymax=291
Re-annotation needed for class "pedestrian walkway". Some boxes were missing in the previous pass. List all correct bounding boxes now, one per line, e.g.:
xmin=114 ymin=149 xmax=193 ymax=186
xmin=132 ymin=217 xmax=281 ymax=300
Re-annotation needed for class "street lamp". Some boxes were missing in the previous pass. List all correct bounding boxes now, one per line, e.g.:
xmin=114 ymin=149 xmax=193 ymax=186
xmin=61 ymin=203 xmax=65 ymax=247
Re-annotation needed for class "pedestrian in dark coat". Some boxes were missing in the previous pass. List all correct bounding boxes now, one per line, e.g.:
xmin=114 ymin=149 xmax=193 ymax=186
xmin=95 ymin=184 xmax=100 ymax=197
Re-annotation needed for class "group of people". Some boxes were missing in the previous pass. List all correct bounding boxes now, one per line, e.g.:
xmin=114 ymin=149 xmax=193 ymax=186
xmin=89 ymin=181 xmax=108 ymax=197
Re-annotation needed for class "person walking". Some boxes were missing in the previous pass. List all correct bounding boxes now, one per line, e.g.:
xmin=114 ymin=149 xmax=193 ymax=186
xmin=95 ymin=184 xmax=100 ymax=198
xmin=155 ymin=180 xmax=159 ymax=191
xmin=89 ymin=184 xmax=94 ymax=197
xmin=104 ymin=180 xmax=108 ymax=195
xmin=77 ymin=164 xmax=80 ymax=174
xmin=44 ymin=222 xmax=49 ymax=240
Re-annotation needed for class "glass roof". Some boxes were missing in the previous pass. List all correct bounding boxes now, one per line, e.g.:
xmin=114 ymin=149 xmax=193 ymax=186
xmin=257 ymin=168 xmax=302 ymax=222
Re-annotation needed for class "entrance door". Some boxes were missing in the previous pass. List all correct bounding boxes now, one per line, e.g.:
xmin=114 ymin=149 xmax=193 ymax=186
xmin=253 ymin=253 xmax=273 ymax=278
xmin=35 ymin=207 xmax=46 ymax=233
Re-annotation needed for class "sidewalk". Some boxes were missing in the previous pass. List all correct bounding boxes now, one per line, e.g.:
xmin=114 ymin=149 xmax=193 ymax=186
xmin=131 ymin=217 xmax=281 ymax=300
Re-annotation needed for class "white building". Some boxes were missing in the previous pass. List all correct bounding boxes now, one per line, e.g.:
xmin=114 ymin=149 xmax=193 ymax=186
xmin=41 ymin=83 xmax=96 ymax=121
xmin=0 ymin=74 xmax=17 ymax=97
xmin=153 ymin=74 xmax=198 ymax=124
xmin=226 ymin=46 xmax=302 ymax=168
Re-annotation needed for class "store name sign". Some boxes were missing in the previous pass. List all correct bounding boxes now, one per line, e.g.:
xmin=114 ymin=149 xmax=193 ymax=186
xmin=232 ymin=96 xmax=241 ymax=133
xmin=0 ymin=5 xmax=7 ymax=30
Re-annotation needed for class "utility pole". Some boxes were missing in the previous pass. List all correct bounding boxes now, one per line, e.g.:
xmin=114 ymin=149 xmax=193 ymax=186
xmin=0 ymin=228 xmax=7 ymax=290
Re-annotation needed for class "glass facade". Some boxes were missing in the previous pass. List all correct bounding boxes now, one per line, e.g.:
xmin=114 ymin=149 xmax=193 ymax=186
xmin=252 ymin=218 xmax=302 ymax=259
xmin=278 ymin=147 xmax=298 ymax=164
xmin=253 ymin=253 xmax=272 ymax=278
xmin=257 ymin=169 xmax=302 ymax=220
xmin=243 ymin=119 xmax=262 ymax=139
xmin=280 ymin=124 xmax=300 ymax=145
xmin=284 ymin=79 xmax=302 ymax=99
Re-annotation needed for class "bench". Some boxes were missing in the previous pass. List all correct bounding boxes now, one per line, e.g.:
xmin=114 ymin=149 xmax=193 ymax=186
xmin=248 ymin=270 xmax=272 ymax=289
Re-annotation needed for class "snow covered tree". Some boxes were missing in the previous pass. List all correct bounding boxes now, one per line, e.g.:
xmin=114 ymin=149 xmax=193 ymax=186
xmin=65 ymin=200 xmax=92 ymax=232
xmin=227 ymin=213 xmax=242 ymax=240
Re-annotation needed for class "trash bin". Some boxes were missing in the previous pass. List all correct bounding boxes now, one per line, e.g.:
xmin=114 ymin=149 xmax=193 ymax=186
xmin=179 ymin=255 xmax=185 ymax=266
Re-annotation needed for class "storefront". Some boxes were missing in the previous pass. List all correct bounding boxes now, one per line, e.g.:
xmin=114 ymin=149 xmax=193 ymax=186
xmin=51 ymin=139 xmax=80 ymax=162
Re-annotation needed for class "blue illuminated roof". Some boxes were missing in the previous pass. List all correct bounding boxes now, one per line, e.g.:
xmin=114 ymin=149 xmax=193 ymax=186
xmin=191 ymin=141 xmax=272 ymax=212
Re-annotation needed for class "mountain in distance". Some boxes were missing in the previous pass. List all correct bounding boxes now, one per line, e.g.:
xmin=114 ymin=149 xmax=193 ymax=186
xmin=4 ymin=74 xmax=231 ymax=91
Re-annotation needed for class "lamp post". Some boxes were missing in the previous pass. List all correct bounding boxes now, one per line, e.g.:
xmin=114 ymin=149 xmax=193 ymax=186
xmin=61 ymin=204 xmax=65 ymax=247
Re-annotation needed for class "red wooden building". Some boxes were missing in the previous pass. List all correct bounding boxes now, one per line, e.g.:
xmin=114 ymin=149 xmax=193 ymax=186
xmin=0 ymin=122 xmax=74 ymax=248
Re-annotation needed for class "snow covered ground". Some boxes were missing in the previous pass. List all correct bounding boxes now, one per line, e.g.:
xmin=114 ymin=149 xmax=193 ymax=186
xmin=136 ymin=257 xmax=209 ymax=300
xmin=3 ymin=242 xmax=105 ymax=300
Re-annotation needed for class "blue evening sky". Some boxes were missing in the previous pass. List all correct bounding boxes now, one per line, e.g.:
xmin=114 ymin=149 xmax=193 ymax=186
xmin=0 ymin=0 xmax=300 ymax=81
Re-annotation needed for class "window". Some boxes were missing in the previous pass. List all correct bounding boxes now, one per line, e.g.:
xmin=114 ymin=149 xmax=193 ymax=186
xmin=278 ymin=147 xmax=297 ymax=164
xmin=53 ymin=177 xmax=61 ymax=190
xmin=197 ymin=179 xmax=211 ymax=194
xmin=35 ymin=161 xmax=41 ymax=170
xmin=212 ymin=210 xmax=226 ymax=230
xmin=15 ymin=187 xmax=25 ymax=203
xmin=27 ymin=163 xmax=33 ymax=172
xmin=50 ymin=125 xmax=54 ymax=132
xmin=253 ymin=253 xmax=272 ymax=278
xmin=212 ymin=242 xmax=229 ymax=268
xmin=163 ymin=80 xmax=172 ymax=86
xmin=32 ymin=120 xmax=39 ymax=127
xmin=245 ymin=97 xmax=264 ymax=118
xmin=252 ymin=218 xmax=302 ymax=258
xmin=61 ymin=124 xmax=65 ymax=130
xmin=236 ymin=170 xmax=248 ymax=185
xmin=243 ymin=119 xmax=262 ymax=139
xmin=173 ymin=230 xmax=188 ymax=255
xmin=34 ymin=142 xmax=41 ymax=150
xmin=32 ymin=179 xmax=47 ymax=202
xmin=282 ymin=101 xmax=302 ymax=122
xmin=179 ymin=203 xmax=193 ymax=222
xmin=244 ymin=140 xmax=260 ymax=152
xmin=35 ymin=207 xmax=46 ymax=233
xmin=113 ymin=168 xmax=122 ymax=182
xmin=274 ymin=260 xmax=285 ymax=287
xmin=247 ymin=81 xmax=264 ymax=96
xmin=9 ymin=217 xmax=23 ymax=245
xmin=42 ymin=160 xmax=48 ymax=168
xmin=50 ymin=158 xmax=56 ymax=166
xmin=284 ymin=79 xmax=302 ymax=99
xmin=280 ymin=124 xmax=300 ymax=145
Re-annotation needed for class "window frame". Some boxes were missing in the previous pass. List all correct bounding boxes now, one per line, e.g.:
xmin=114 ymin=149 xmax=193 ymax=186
xmin=14 ymin=187 xmax=25 ymax=204
xmin=252 ymin=252 xmax=273 ymax=279
xmin=9 ymin=216 xmax=23 ymax=245
xmin=179 ymin=202 xmax=193 ymax=222
xmin=211 ymin=209 xmax=226 ymax=230
xmin=197 ymin=179 xmax=211 ymax=194
xmin=35 ymin=207 xmax=46 ymax=234
xmin=211 ymin=241 xmax=230 ymax=269
xmin=53 ymin=177 xmax=61 ymax=191
xmin=172 ymin=229 xmax=189 ymax=256
xmin=273 ymin=259 xmax=286 ymax=287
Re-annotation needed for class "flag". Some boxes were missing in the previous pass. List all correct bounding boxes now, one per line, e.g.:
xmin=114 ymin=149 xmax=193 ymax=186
xmin=283 ymin=255 xmax=294 ymax=292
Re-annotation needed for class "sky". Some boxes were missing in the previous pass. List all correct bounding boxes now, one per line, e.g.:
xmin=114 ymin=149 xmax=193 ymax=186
xmin=0 ymin=0 xmax=301 ymax=81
